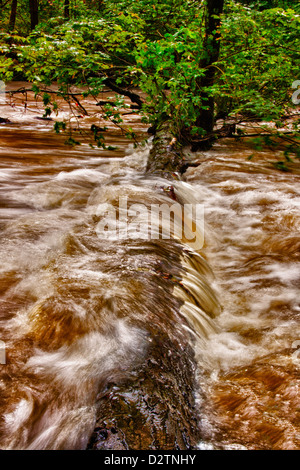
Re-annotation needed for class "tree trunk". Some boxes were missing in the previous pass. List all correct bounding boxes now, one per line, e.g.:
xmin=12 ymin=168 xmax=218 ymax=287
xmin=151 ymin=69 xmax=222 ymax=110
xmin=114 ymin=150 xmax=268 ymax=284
xmin=29 ymin=0 xmax=38 ymax=30
xmin=87 ymin=257 xmax=203 ymax=450
xmin=8 ymin=0 xmax=18 ymax=31
xmin=146 ymin=121 xmax=186 ymax=176
xmin=86 ymin=123 xmax=210 ymax=451
xmin=87 ymin=333 xmax=202 ymax=450
xmin=64 ymin=0 xmax=70 ymax=19
xmin=192 ymin=0 xmax=224 ymax=149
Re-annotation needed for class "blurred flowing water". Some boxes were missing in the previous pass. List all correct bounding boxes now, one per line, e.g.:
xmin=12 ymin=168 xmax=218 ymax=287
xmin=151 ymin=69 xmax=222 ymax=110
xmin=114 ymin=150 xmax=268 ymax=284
xmin=0 ymin=83 xmax=299 ymax=450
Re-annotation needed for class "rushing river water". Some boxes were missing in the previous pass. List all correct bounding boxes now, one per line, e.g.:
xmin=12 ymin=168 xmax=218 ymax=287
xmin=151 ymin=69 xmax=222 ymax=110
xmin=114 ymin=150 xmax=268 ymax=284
xmin=0 ymin=83 xmax=299 ymax=450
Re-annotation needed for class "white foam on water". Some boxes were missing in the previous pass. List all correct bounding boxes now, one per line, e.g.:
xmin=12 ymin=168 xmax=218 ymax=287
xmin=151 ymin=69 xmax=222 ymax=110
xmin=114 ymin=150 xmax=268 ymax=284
xmin=25 ymin=406 xmax=97 ymax=450
xmin=55 ymin=168 xmax=109 ymax=183
xmin=2 ymin=319 xmax=148 ymax=449
xmin=5 ymin=399 xmax=33 ymax=434
xmin=263 ymin=262 xmax=300 ymax=283
xmin=25 ymin=320 xmax=148 ymax=389
xmin=0 ymin=169 xmax=20 ymax=180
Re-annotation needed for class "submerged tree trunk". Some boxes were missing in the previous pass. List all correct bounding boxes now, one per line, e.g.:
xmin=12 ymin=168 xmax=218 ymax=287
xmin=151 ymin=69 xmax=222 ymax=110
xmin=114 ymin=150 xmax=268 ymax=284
xmin=87 ymin=125 xmax=205 ymax=451
xmin=8 ymin=0 xmax=18 ymax=31
xmin=86 ymin=5 xmax=226 ymax=449
xmin=192 ymin=0 xmax=224 ymax=150
xmin=64 ymin=0 xmax=70 ymax=19
xmin=29 ymin=0 xmax=38 ymax=30
xmin=87 ymin=332 xmax=201 ymax=450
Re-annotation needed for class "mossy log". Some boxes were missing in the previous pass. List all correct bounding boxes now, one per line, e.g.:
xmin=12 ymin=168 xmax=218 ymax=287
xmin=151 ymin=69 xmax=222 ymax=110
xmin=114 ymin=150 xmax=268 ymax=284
xmin=146 ymin=122 xmax=186 ymax=177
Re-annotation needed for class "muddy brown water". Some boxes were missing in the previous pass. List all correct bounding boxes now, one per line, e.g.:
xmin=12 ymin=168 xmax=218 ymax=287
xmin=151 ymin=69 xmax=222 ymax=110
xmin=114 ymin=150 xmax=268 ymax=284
xmin=0 ymin=83 xmax=299 ymax=450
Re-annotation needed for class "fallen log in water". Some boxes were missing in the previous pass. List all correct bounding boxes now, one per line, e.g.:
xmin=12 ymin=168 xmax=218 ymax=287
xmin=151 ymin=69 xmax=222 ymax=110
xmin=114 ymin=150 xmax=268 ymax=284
xmin=87 ymin=122 xmax=208 ymax=450
xmin=87 ymin=331 xmax=201 ymax=450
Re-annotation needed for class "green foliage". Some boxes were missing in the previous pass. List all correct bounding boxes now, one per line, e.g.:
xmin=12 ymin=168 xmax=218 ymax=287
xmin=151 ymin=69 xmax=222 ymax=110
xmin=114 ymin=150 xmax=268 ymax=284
xmin=0 ymin=0 xmax=299 ymax=156
xmin=11 ymin=16 xmax=145 ymax=93
xmin=133 ymin=21 xmax=209 ymax=135
xmin=218 ymin=1 xmax=300 ymax=123
xmin=64 ymin=136 xmax=81 ymax=146
xmin=0 ymin=56 xmax=14 ymax=81
xmin=54 ymin=121 xmax=66 ymax=133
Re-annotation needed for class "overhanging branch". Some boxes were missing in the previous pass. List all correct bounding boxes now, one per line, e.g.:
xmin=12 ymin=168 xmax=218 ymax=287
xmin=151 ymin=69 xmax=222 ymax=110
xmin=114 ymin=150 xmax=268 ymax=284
xmin=103 ymin=78 xmax=144 ymax=109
